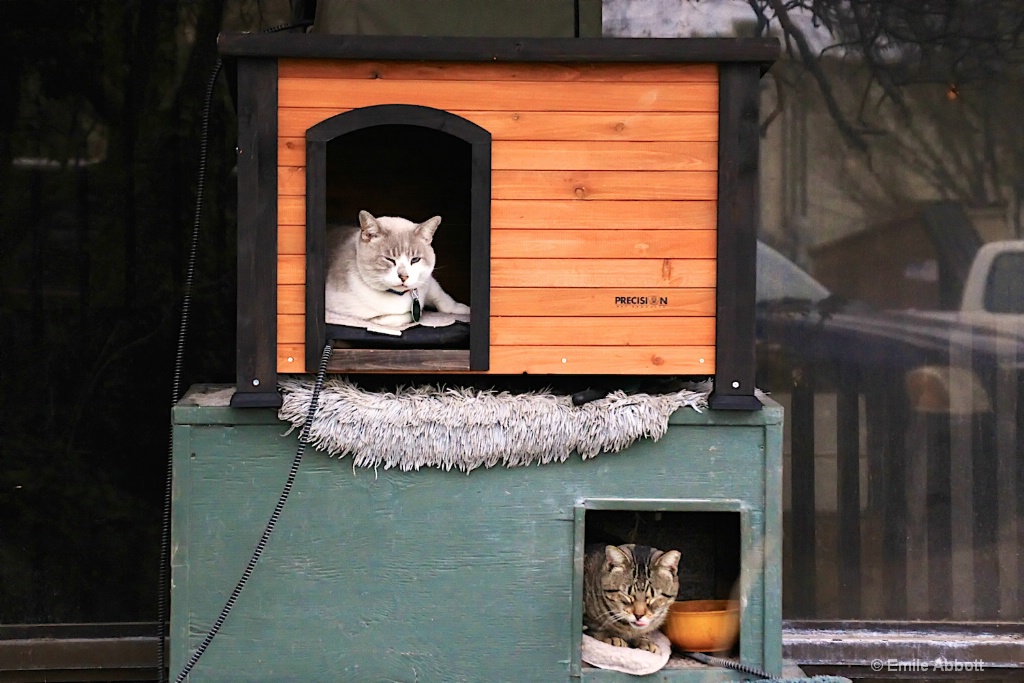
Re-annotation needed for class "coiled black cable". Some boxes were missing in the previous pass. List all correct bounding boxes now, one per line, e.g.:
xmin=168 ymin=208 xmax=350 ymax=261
xmin=159 ymin=19 xmax=313 ymax=682
xmin=173 ymin=343 xmax=333 ymax=682
xmin=158 ymin=53 xmax=222 ymax=683
xmin=684 ymin=650 xmax=776 ymax=680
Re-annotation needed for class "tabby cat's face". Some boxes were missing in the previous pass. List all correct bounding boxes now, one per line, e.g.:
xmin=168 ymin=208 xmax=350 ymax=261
xmin=598 ymin=544 xmax=681 ymax=631
xmin=355 ymin=210 xmax=439 ymax=292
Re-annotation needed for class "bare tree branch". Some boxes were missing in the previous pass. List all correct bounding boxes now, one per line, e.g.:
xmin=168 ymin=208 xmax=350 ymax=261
xmin=765 ymin=0 xmax=870 ymax=151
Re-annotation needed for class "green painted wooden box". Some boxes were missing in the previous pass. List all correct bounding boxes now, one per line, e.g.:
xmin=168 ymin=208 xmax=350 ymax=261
xmin=171 ymin=386 xmax=782 ymax=682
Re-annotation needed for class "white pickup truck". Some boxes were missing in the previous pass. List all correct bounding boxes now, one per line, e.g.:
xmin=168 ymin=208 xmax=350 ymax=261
xmin=756 ymin=239 xmax=1024 ymax=416
xmin=944 ymin=240 xmax=1024 ymax=322
xmin=901 ymin=240 xmax=1024 ymax=414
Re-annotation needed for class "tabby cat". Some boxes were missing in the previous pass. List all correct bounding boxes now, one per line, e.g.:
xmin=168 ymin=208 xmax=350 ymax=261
xmin=582 ymin=543 xmax=681 ymax=653
xmin=324 ymin=210 xmax=470 ymax=327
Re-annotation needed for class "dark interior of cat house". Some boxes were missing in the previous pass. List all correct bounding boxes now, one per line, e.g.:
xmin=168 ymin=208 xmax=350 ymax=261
xmin=583 ymin=509 xmax=743 ymax=661
xmin=585 ymin=510 xmax=742 ymax=606
xmin=304 ymin=106 xmax=491 ymax=372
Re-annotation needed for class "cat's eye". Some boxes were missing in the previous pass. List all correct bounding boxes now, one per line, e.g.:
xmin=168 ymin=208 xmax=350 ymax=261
xmin=410 ymin=257 xmax=421 ymax=264
xmin=384 ymin=257 xmax=396 ymax=265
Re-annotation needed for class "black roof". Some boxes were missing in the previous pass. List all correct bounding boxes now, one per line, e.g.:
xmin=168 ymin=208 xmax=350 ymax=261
xmin=218 ymin=32 xmax=780 ymax=65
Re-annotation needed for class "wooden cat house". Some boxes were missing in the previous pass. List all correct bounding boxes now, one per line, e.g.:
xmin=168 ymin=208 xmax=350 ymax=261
xmin=219 ymin=33 xmax=778 ymax=409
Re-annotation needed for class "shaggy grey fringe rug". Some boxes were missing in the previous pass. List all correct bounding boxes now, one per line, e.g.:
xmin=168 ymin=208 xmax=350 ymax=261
xmin=278 ymin=378 xmax=711 ymax=472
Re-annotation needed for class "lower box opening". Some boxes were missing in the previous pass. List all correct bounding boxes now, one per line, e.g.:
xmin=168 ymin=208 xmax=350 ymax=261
xmin=580 ymin=508 xmax=742 ymax=674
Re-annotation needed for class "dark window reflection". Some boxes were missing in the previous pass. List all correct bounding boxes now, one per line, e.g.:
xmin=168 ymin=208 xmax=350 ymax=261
xmin=985 ymin=252 xmax=1024 ymax=314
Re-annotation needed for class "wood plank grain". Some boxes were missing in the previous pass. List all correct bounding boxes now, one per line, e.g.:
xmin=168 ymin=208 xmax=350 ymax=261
xmin=492 ymin=170 xmax=718 ymax=201
xmin=490 ymin=288 xmax=715 ymax=317
xmin=280 ymin=109 xmax=719 ymax=142
xmin=491 ymin=316 xmax=714 ymax=346
xmin=287 ymin=288 xmax=720 ymax=320
xmin=279 ymin=284 xmax=305 ymax=313
xmin=493 ymin=258 xmax=716 ymax=288
xmin=278 ymin=344 xmax=306 ymax=373
xmin=279 ymin=166 xmax=306 ymax=196
xmin=279 ymin=198 xmax=719 ymax=231
xmin=279 ymin=224 xmax=304 ymax=254
xmin=491 ymin=141 xmax=717 ymax=171
xmin=279 ymin=168 xmax=719 ymax=200
xmin=491 ymin=199 xmax=717 ymax=230
xmin=279 ymin=138 xmax=719 ymax=170
xmin=279 ymin=314 xmax=305 ymax=343
xmin=279 ymin=195 xmax=305 ymax=225
xmin=279 ymin=59 xmax=719 ymax=83
xmin=279 ymin=254 xmax=305 ymax=285
xmin=278 ymin=78 xmax=719 ymax=113
xmin=491 ymin=229 xmax=716 ymax=259
xmin=278 ymin=137 xmax=305 ymax=167
xmin=277 ymin=342 xmax=717 ymax=374
xmin=279 ymin=286 xmax=717 ymax=317
xmin=488 ymin=345 xmax=715 ymax=374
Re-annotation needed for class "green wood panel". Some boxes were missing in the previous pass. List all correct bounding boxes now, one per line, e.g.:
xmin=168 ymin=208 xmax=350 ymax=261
xmin=171 ymin=393 xmax=782 ymax=682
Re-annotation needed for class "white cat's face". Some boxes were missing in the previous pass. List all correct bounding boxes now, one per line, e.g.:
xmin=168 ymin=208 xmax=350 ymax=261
xmin=355 ymin=211 xmax=439 ymax=292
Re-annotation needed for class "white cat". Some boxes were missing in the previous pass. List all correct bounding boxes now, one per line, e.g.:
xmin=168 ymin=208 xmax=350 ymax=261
xmin=324 ymin=210 xmax=471 ymax=328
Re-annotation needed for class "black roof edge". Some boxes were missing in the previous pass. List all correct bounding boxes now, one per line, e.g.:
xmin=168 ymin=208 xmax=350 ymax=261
xmin=217 ymin=32 xmax=780 ymax=65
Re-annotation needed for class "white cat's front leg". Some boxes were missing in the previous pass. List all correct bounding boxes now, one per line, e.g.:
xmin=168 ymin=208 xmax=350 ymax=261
xmin=372 ymin=312 xmax=415 ymax=327
xmin=426 ymin=283 xmax=471 ymax=315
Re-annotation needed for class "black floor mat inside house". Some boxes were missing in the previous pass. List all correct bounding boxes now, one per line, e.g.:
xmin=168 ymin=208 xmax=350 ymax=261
xmin=326 ymin=322 xmax=469 ymax=349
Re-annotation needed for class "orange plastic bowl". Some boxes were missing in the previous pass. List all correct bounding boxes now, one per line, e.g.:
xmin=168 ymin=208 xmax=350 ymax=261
xmin=662 ymin=599 xmax=740 ymax=652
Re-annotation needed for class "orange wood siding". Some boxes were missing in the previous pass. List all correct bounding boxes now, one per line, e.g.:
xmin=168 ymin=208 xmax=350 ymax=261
xmin=276 ymin=59 xmax=719 ymax=375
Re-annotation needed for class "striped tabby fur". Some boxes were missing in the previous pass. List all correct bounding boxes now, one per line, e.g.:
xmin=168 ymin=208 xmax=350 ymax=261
xmin=582 ymin=543 xmax=681 ymax=653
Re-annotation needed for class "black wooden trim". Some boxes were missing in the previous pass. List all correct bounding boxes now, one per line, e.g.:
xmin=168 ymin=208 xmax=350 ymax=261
xmin=231 ymin=58 xmax=282 ymax=409
xmin=219 ymin=32 xmax=779 ymax=64
xmin=880 ymin=380 xmax=908 ymax=617
xmin=790 ymin=365 xmax=817 ymax=616
xmin=926 ymin=411 xmax=954 ymax=617
xmin=709 ymin=63 xmax=761 ymax=411
xmin=305 ymin=105 xmax=491 ymax=371
xmin=0 ymin=624 xmax=161 ymax=680
xmin=470 ymin=137 xmax=491 ymax=371
xmin=305 ymin=135 xmax=328 ymax=372
xmin=306 ymin=103 xmax=493 ymax=143
xmin=328 ymin=349 xmax=470 ymax=372
xmin=836 ymin=363 xmax=862 ymax=614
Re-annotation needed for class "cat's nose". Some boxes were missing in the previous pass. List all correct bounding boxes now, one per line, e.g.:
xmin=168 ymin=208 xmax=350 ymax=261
xmin=398 ymin=273 xmax=408 ymax=282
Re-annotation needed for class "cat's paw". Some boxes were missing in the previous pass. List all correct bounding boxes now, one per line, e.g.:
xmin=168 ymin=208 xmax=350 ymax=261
xmin=600 ymin=636 xmax=629 ymax=648
xmin=636 ymin=638 xmax=659 ymax=654
xmin=373 ymin=313 xmax=414 ymax=327
xmin=442 ymin=302 xmax=470 ymax=316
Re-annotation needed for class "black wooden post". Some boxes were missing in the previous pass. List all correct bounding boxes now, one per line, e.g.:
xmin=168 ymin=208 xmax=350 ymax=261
xmin=836 ymin=362 xmax=862 ymax=614
xmin=709 ymin=62 xmax=762 ymax=410
xmin=880 ymin=378 xmax=908 ymax=617
xmin=230 ymin=57 xmax=282 ymax=408
xmin=926 ymin=411 xmax=953 ymax=617
xmin=790 ymin=365 xmax=817 ymax=616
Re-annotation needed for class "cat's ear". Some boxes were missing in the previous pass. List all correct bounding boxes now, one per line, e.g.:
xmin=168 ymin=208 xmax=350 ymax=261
xmin=654 ymin=549 xmax=681 ymax=576
xmin=416 ymin=216 xmax=442 ymax=244
xmin=359 ymin=210 xmax=382 ymax=242
xmin=604 ymin=545 xmax=629 ymax=570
